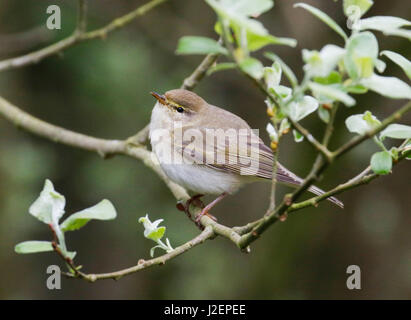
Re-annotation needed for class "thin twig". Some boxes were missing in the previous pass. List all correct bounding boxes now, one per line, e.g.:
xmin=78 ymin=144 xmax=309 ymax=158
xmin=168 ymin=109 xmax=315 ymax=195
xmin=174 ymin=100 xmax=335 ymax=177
xmin=288 ymin=117 xmax=334 ymax=161
xmin=76 ymin=0 xmax=88 ymax=34
xmin=182 ymin=51 xmax=220 ymax=90
xmin=266 ymin=141 xmax=279 ymax=215
xmin=64 ymin=226 xmax=215 ymax=282
xmin=333 ymin=101 xmax=411 ymax=158
xmin=289 ymin=145 xmax=411 ymax=212
xmin=0 ymin=26 xmax=53 ymax=56
xmin=0 ymin=0 xmax=168 ymax=72
xmin=322 ymin=102 xmax=338 ymax=147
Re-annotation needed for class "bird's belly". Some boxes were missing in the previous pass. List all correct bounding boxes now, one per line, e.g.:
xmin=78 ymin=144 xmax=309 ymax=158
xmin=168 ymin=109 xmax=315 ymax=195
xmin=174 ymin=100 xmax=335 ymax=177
xmin=150 ymin=116 xmax=247 ymax=195
xmin=160 ymin=163 xmax=245 ymax=195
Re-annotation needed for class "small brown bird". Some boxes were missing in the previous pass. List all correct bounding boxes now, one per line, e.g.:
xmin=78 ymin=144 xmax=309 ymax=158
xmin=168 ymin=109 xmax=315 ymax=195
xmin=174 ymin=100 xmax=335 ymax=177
xmin=149 ymin=89 xmax=343 ymax=223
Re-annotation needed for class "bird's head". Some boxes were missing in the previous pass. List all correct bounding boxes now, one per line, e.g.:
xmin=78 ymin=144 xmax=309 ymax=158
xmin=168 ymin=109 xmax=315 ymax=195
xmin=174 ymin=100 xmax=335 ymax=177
xmin=150 ymin=89 xmax=207 ymax=121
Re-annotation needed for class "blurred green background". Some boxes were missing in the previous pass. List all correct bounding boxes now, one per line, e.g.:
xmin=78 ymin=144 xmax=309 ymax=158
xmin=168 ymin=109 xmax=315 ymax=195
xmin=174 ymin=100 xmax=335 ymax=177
xmin=0 ymin=0 xmax=410 ymax=299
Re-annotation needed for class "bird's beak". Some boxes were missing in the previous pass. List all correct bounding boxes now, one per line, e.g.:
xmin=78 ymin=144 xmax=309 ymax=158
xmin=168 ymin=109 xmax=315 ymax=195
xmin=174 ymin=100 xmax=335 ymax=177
xmin=150 ymin=91 xmax=167 ymax=105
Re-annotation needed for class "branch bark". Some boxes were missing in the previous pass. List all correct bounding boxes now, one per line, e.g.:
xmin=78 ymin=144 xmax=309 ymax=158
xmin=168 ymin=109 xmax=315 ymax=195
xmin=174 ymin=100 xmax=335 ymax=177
xmin=64 ymin=226 xmax=215 ymax=282
xmin=0 ymin=0 xmax=169 ymax=72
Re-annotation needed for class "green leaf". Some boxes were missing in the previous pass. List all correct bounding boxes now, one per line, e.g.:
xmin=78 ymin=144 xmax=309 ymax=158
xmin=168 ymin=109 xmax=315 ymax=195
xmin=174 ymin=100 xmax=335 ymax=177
xmin=375 ymin=58 xmax=386 ymax=73
xmin=146 ymin=227 xmax=166 ymax=242
xmin=381 ymin=51 xmax=411 ymax=80
xmin=139 ymin=214 xmax=167 ymax=241
xmin=370 ymin=151 xmax=392 ymax=175
xmin=15 ymin=241 xmax=54 ymax=254
xmin=150 ymin=245 xmax=162 ymax=258
xmin=264 ymin=52 xmax=298 ymax=88
xmin=362 ymin=110 xmax=381 ymax=127
xmin=360 ymin=74 xmax=411 ymax=99
xmin=264 ymin=62 xmax=282 ymax=89
xmin=239 ymin=57 xmax=264 ymax=79
xmin=271 ymin=85 xmax=292 ymax=101
xmin=293 ymin=130 xmax=304 ymax=143
xmin=345 ymin=83 xmax=368 ymax=94
xmin=246 ymin=33 xmax=297 ymax=51
xmin=345 ymin=111 xmax=380 ymax=135
xmin=309 ymin=81 xmax=356 ymax=107
xmin=318 ymin=105 xmax=330 ymax=123
xmin=285 ymin=95 xmax=319 ymax=121
xmin=207 ymin=62 xmax=237 ymax=75
xmin=60 ymin=199 xmax=117 ymax=232
xmin=375 ymin=28 xmax=411 ymax=40
xmin=358 ymin=16 xmax=411 ymax=39
xmin=176 ymin=36 xmax=228 ymax=55
xmin=314 ymin=71 xmax=342 ymax=85
xmin=29 ymin=179 xmax=65 ymax=225
xmin=403 ymin=141 xmax=411 ymax=160
xmin=206 ymin=0 xmax=268 ymax=35
xmin=344 ymin=32 xmax=379 ymax=79
xmin=294 ymin=3 xmax=348 ymax=41
xmin=343 ymin=0 xmax=374 ymax=18
xmin=65 ymin=250 xmax=77 ymax=260
xmin=266 ymin=123 xmax=279 ymax=142
xmin=279 ymin=118 xmax=290 ymax=134
xmin=380 ymin=124 xmax=411 ymax=140
xmin=389 ymin=147 xmax=399 ymax=161
xmin=303 ymin=45 xmax=345 ymax=78
xmin=360 ymin=16 xmax=411 ymax=30
xmin=208 ymin=0 xmax=295 ymax=53
xmin=219 ymin=0 xmax=274 ymax=17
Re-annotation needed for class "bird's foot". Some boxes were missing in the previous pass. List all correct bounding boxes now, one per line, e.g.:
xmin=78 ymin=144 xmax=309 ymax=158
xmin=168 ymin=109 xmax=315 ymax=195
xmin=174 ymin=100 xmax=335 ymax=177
xmin=189 ymin=194 xmax=205 ymax=210
xmin=178 ymin=193 xmax=226 ymax=230
xmin=176 ymin=194 xmax=205 ymax=224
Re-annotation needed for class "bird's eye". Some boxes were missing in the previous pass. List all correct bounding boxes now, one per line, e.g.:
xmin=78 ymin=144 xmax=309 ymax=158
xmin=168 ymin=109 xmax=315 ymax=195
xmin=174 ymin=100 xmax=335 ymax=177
xmin=176 ymin=107 xmax=184 ymax=113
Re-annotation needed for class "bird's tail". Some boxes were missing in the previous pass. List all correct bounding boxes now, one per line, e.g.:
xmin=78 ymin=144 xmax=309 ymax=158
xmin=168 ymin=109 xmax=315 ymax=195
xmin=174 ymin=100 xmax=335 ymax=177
xmin=275 ymin=163 xmax=344 ymax=209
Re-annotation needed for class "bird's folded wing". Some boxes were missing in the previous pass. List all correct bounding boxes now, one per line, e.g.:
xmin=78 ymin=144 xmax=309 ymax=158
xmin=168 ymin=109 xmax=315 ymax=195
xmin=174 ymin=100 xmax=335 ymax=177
xmin=173 ymin=127 xmax=344 ymax=207
xmin=175 ymin=128 xmax=274 ymax=179
xmin=175 ymin=128 xmax=306 ymax=185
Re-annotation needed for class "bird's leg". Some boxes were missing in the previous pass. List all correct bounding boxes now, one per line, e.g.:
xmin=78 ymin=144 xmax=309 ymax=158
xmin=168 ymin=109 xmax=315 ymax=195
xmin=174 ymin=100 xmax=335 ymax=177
xmin=195 ymin=192 xmax=228 ymax=226
xmin=188 ymin=194 xmax=205 ymax=210
xmin=176 ymin=194 xmax=204 ymax=222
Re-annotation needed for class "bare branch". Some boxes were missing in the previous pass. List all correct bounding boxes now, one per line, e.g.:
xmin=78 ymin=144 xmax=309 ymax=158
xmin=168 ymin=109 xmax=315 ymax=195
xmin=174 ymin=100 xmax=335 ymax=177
xmin=0 ymin=0 xmax=168 ymax=72
xmin=181 ymin=45 xmax=221 ymax=90
xmin=0 ymin=96 xmax=126 ymax=156
xmin=290 ymin=146 xmax=410 ymax=212
xmin=321 ymin=103 xmax=338 ymax=147
xmin=288 ymin=117 xmax=334 ymax=161
xmin=0 ymin=27 xmax=53 ymax=56
xmin=64 ymin=226 xmax=215 ymax=282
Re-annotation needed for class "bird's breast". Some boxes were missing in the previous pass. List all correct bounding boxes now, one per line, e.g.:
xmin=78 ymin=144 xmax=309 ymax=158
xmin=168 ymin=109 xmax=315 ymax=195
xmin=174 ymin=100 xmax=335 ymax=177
xmin=159 ymin=162 xmax=245 ymax=195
